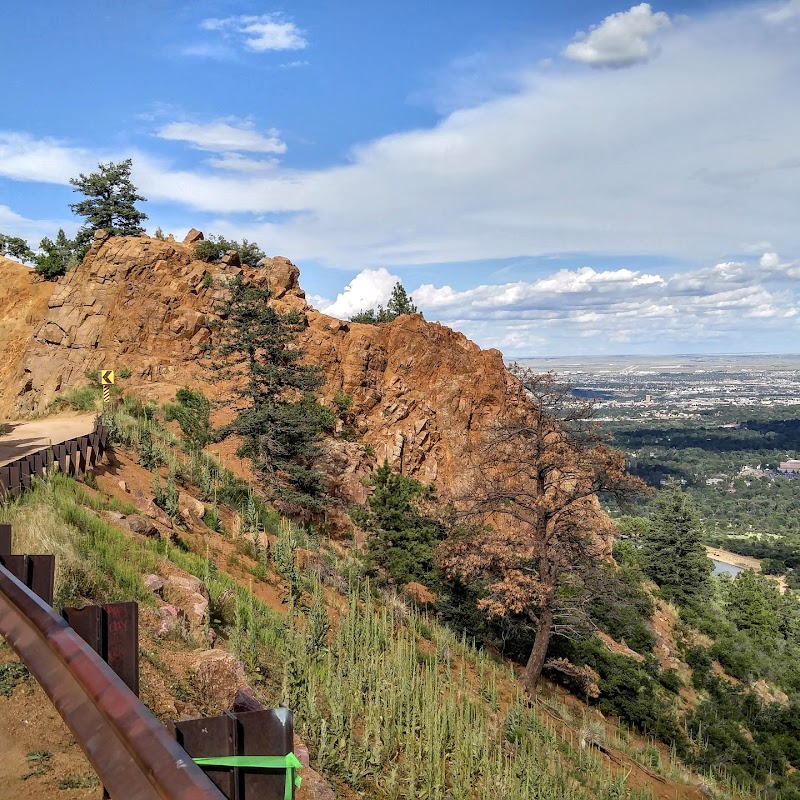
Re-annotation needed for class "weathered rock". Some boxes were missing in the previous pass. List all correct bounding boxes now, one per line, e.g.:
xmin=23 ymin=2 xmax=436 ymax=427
xmin=183 ymin=228 xmax=204 ymax=245
xmin=220 ymin=249 xmax=241 ymax=267
xmin=156 ymin=604 xmax=188 ymax=637
xmin=143 ymin=574 xmax=166 ymax=596
xmin=163 ymin=574 xmax=209 ymax=631
xmin=129 ymin=494 xmax=174 ymax=530
xmin=124 ymin=515 xmax=160 ymax=537
xmin=118 ymin=480 xmax=128 ymax=493
xmin=188 ymin=650 xmax=250 ymax=712
xmin=178 ymin=491 xmax=205 ymax=525
xmin=5 ymin=233 xmax=616 ymax=559
xmin=228 ymin=687 xmax=262 ymax=714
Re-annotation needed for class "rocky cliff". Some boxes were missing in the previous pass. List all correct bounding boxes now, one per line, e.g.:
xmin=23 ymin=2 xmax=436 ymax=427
xmin=11 ymin=232 xmax=518 ymax=491
xmin=5 ymin=231 xmax=615 ymax=547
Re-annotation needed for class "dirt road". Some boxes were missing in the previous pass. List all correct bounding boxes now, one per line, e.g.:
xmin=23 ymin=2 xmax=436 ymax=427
xmin=0 ymin=414 xmax=96 ymax=467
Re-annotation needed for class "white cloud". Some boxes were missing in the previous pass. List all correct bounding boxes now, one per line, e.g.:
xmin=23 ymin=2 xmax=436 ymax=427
xmin=0 ymin=131 xmax=94 ymax=184
xmin=201 ymin=14 xmax=307 ymax=52
xmin=205 ymin=153 xmax=279 ymax=172
xmin=157 ymin=120 xmax=286 ymax=154
xmin=318 ymin=268 xmax=400 ymax=318
xmin=563 ymin=3 xmax=671 ymax=67
xmin=760 ymin=251 xmax=781 ymax=268
xmin=1 ymin=3 xmax=800 ymax=277
xmin=763 ymin=0 xmax=800 ymax=23
xmin=344 ymin=254 xmax=798 ymax=356
xmin=0 ymin=204 xmax=77 ymax=245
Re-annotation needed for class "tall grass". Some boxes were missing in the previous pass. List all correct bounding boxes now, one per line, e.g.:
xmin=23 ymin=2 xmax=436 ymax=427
xmin=283 ymin=583 xmax=655 ymax=800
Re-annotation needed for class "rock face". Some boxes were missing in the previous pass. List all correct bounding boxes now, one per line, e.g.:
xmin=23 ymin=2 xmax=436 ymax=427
xmin=6 ymin=231 xmax=614 ymax=552
xmin=0 ymin=257 xmax=55 ymax=415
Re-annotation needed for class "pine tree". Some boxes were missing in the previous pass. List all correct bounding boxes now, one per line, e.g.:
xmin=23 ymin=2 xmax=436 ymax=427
xmin=349 ymin=280 xmax=419 ymax=324
xmin=358 ymin=460 xmax=446 ymax=587
xmin=725 ymin=570 xmax=779 ymax=638
xmin=34 ymin=229 xmax=80 ymax=280
xmin=69 ymin=159 xmax=147 ymax=250
xmin=0 ymin=233 xmax=34 ymax=264
xmin=442 ymin=368 xmax=647 ymax=693
xmin=386 ymin=281 xmax=417 ymax=318
xmin=210 ymin=275 xmax=326 ymax=510
xmin=640 ymin=486 xmax=712 ymax=605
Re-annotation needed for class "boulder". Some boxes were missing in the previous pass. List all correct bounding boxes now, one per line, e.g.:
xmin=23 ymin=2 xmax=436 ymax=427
xmin=188 ymin=650 xmax=250 ymax=712
xmin=129 ymin=494 xmax=174 ymax=529
xmin=156 ymin=604 xmax=188 ymax=637
xmin=163 ymin=574 xmax=209 ymax=631
xmin=183 ymin=228 xmax=204 ymax=245
xmin=178 ymin=491 xmax=205 ymax=525
xmin=124 ymin=514 xmax=160 ymax=537
xmin=220 ymin=249 xmax=241 ymax=267
xmin=143 ymin=574 xmax=166 ymax=596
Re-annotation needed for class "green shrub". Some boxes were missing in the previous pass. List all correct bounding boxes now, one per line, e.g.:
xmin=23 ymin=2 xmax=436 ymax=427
xmin=49 ymin=385 xmax=101 ymax=411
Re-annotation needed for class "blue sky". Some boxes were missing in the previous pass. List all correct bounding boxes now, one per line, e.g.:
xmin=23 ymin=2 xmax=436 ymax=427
xmin=1 ymin=0 xmax=799 ymax=356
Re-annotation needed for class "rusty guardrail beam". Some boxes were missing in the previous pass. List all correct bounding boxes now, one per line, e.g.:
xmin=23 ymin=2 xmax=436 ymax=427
xmin=0 ymin=563 xmax=225 ymax=800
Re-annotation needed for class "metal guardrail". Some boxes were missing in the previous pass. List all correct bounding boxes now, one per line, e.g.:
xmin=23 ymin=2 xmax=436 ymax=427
xmin=0 ymin=563 xmax=226 ymax=800
xmin=0 ymin=423 xmax=108 ymax=499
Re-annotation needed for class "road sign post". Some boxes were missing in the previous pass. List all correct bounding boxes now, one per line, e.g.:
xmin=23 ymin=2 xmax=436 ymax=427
xmin=98 ymin=370 xmax=114 ymax=409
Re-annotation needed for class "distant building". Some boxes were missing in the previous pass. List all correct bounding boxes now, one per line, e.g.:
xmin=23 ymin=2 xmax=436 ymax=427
xmin=779 ymin=459 xmax=800 ymax=474
xmin=705 ymin=478 xmax=724 ymax=486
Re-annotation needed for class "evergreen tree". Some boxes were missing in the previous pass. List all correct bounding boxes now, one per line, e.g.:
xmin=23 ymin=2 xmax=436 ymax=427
xmin=34 ymin=229 xmax=80 ymax=280
xmin=386 ymin=281 xmax=417 ymax=318
xmin=724 ymin=570 xmax=779 ymax=638
xmin=355 ymin=460 xmax=446 ymax=587
xmin=350 ymin=280 xmax=419 ymax=324
xmin=69 ymin=159 xmax=147 ymax=251
xmin=640 ymin=486 xmax=713 ymax=605
xmin=0 ymin=233 xmax=34 ymax=264
xmin=210 ymin=275 xmax=326 ymax=510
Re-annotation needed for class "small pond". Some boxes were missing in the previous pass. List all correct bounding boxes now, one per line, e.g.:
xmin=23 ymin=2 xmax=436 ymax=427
xmin=712 ymin=559 xmax=743 ymax=577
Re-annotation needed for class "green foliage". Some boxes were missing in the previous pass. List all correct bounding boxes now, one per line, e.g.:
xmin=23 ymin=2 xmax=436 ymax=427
xmin=0 ymin=233 xmax=34 ymax=263
xmin=203 ymin=504 xmax=223 ymax=532
xmin=164 ymin=387 xmax=212 ymax=449
xmin=34 ymin=229 xmax=80 ymax=279
xmin=117 ymin=367 xmax=132 ymax=379
xmin=350 ymin=281 xmax=420 ymax=324
xmin=724 ymin=569 xmax=780 ymax=637
xmin=210 ymin=275 xmax=326 ymax=510
xmin=49 ymin=384 xmax=101 ymax=411
xmin=193 ymin=234 xmax=265 ymax=266
xmin=69 ymin=159 xmax=147 ymax=250
xmin=0 ymin=662 xmax=29 ymax=696
xmin=560 ymin=636 xmax=687 ymax=751
xmin=356 ymin=460 xmax=447 ymax=588
xmin=640 ymin=486 xmax=712 ymax=605
xmin=584 ymin=565 xmax=656 ymax=654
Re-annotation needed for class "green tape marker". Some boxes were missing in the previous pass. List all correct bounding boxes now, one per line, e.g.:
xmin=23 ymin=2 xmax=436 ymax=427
xmin=193 ymin=753 xmax=303 ymax=800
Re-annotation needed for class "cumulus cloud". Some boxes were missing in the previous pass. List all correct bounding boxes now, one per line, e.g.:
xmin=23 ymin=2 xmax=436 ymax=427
xmin=759 ymin=251 xmax=800 ymax=279
xmin=317 ymin=268 xmax=400 ymax=318
xmin=201 ymin=14 xmax=307 ymax=52
xmin=157 ymin=120 xmax=286 ymax=154
xmin=395 ymin=255 xmax=800 ymax=355
xmin=563 ymin=3 xmax=671 ymax=67
xmin=1 ymin=3 xmax=799 ymax=275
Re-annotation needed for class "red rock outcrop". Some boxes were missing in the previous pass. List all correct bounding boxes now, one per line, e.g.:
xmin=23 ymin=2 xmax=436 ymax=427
xmin=6 ymin=231 xmax=615 ymax=552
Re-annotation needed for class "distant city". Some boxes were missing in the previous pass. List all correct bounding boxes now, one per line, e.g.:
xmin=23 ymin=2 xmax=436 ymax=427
xmin=514 ymin=354 xmax=800 ymax=422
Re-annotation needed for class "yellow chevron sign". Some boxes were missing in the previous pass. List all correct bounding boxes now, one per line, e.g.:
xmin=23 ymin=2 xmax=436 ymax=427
xmin=99 ymin=370 xmax=115 ymax=385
